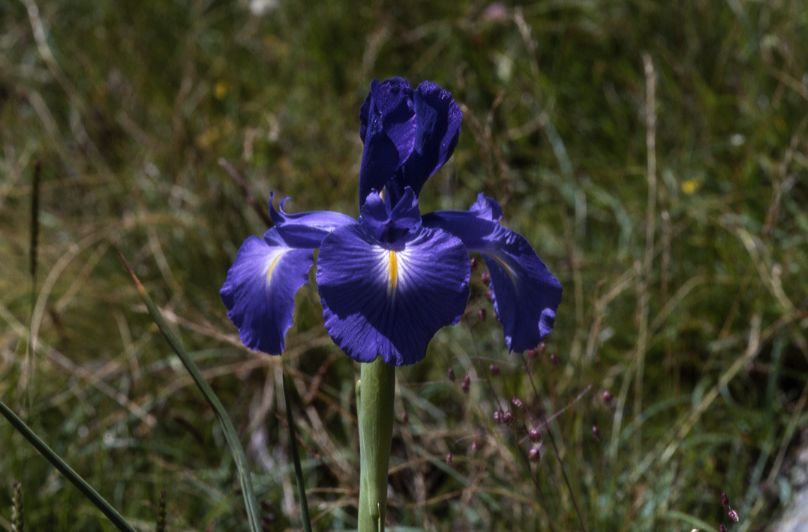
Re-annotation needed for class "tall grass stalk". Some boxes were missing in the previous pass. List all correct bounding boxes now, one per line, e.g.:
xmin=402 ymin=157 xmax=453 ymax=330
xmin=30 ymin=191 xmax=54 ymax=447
xmin=282 ymin=366 xmax=312 ymax=532
xmin=118 ymin=251 xmax=262 ymax=532
xmin=0 ymin=400 xmax=135 ymax=532
xmin=11 ymin=481 xmax=23 ymax=532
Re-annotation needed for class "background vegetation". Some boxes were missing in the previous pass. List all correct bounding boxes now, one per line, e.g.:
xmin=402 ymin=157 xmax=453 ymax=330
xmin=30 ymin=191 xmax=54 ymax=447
xmin=1 ymin=0 xmax=807 ymax=530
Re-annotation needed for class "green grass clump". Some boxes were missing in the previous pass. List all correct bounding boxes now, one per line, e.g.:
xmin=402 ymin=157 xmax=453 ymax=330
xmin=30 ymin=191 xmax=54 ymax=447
xmin=1 ymin=0 xmax=807 ymax=530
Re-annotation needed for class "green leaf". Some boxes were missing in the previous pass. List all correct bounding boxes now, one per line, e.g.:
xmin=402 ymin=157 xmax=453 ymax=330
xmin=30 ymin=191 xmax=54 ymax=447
xmin=119 ymin=251 xmax=262 ymax=532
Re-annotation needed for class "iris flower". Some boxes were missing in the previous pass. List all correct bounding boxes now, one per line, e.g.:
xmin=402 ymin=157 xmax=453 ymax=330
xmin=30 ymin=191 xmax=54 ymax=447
xmin=221 ymin=77 xmax=562 ymax=365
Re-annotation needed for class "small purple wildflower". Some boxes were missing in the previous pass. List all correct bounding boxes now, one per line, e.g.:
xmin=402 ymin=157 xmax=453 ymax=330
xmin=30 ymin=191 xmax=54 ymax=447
xmin=528 ymin=446 xmax=541 ymax=461
xmin=728 ymin=509 xmax=739 ymax=523
xmin=601 ymin=389 xmax=613 ymax=405
xmin=720 ymin=492 xmax=730 ymax=507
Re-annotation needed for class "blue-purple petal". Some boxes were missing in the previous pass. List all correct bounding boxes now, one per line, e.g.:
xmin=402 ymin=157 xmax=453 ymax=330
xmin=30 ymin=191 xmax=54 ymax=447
xmin=358 ymin=78 xmax=462 ymax=206
xmin=358 ymin=78 xmax=417 ymax=204
xmin=316 ymin=224 xmax=470 ymax=365
xmin=359 ymin=188 xmax=421 ymax=244
xmin=469 ymin=192 xmax=504 ymax=222
xmin=424 ymin=205 xmax=562 ymax=352
xmin=269 ymin=192 xmax=356 ymax=248
xmin=396 ymin=81 xmax=462 ymax=196
xmin=220 ymin=229 xmax=314 ymax=354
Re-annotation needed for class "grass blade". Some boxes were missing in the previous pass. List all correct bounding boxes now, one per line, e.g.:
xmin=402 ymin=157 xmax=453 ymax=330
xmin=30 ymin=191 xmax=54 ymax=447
xmin=282 ymin=367 xmax=312 ymax=532
xmin=0 ymin=400 xmax=135 ymax=532
xmin=118 ymin=251 xmax=262 ymax=532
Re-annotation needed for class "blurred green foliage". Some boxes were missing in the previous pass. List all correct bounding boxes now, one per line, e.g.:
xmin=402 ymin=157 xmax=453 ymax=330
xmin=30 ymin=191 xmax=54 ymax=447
xmin=1 ymin=0 xmax=807 ymax=530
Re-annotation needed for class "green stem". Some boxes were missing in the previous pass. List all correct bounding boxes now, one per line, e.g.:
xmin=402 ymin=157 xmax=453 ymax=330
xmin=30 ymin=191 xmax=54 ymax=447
xmin=357 ymin=358 xmax=395 ymax=532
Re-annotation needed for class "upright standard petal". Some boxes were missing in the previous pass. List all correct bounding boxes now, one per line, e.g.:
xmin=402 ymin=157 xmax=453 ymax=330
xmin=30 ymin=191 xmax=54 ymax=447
xmin=269 ymin=192 xmax=356 ymax=248
xmin=358 ymin=78 xmax=417 ymax=204
xmin=358 ymin=78 xmax=462 ymax=205
xmin=316 ymin=224 xmax=470 ymax=365
xmin=395 ymin=81 xmax=462 ymax=196
xmin=424 ymin=199 xmax=562 ymax=352
xmin=220 ymin=228 xmax=314 ymax=355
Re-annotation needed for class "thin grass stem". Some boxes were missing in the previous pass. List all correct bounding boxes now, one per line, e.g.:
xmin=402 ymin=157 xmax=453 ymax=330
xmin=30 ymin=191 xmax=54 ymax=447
xmin=282 ymin=365 xmax=312 ymax=532
xmin=118 ymin=251 xmax=262 ymax=532
xmin=0 ymin=400 xmax=135 ymax=532
xmin=519 ymin=353 xmax=588 ymax=532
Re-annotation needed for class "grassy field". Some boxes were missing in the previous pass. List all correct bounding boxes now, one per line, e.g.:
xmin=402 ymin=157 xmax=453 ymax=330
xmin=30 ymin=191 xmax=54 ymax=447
xmin=1 ymin=0 xmax=808 ymax=530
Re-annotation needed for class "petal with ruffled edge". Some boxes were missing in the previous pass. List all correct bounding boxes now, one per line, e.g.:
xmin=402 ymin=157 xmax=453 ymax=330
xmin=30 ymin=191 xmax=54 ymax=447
xmin=316 ymin=224 xmax=470 ymax=365
xmin=220 ymin=228 xmax=314 ymax=354
xmin=358 ymin=78 xmax=462 ymax=206
xmin=393 ymin=81 xmax=462 ymax=197
xmin=269 ymin=192 xmax=356 ymax=248
xmin=424 ymin=197 xmax=562 ymax=352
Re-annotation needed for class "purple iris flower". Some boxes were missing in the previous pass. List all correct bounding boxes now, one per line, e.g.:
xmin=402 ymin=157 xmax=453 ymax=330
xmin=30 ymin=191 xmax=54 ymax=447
xmin=220 ymin=77 xmax=562 ymax=366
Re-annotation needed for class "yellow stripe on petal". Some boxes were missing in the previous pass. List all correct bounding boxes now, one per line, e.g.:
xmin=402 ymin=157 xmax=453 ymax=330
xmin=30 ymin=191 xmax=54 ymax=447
xmin=492 ymin=254 xmax=518 ymax=282
xmin=387 ymin=250 xmax=398 ymax=296
xmin=265 ymin=251 xmax=287 ymax=286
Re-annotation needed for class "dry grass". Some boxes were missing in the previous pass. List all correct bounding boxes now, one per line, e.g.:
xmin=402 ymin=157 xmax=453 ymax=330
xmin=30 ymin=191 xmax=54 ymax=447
xmin=1 ymin=0 xmax=807 ymax=530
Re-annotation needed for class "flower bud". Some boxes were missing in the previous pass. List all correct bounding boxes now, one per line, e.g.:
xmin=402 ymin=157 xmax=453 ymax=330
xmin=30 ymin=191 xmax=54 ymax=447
xmin=720 ymin=492 xmax=729 ymax=507
xmin=528 ymin=446 xmax=541 ymax=461
xmin=601 ymin=390 xmax=613 ymax=405
xmin=728 ymin=509 xmax=739 ymax=523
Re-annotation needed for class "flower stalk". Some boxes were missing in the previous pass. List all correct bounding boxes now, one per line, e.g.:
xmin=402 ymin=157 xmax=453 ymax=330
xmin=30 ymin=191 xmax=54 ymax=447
xmin=357 ymin=357 xmax=396 ymax=531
